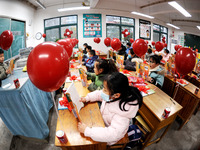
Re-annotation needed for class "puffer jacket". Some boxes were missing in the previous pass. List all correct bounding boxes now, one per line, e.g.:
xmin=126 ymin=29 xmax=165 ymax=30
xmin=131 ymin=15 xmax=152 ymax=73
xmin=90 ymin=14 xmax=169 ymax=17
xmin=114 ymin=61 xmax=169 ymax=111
xmin=85 ymin=55 xmax=99 ymax=72
xmin=0 ymin=62 xmax=8 ymax=80
xmin=149 ymin=65 xmax=165 ymax=88
xmin=84 ymin=90 xmax=139 ymax=145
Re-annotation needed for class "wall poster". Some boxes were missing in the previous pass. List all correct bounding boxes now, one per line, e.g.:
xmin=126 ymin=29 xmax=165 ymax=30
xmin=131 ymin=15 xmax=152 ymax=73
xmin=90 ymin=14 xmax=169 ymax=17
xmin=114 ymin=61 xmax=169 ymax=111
xmin=83 ymin=14 xmax=102 ymax=38
xmin=139 ymin=19 xmax=151 ymax=40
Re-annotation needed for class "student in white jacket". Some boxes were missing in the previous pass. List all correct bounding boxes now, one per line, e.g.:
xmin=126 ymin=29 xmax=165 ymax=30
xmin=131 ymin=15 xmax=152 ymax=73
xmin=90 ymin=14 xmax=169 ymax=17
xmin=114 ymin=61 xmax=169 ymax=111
xmin=78 ymin=72 xmax=143 ymax=145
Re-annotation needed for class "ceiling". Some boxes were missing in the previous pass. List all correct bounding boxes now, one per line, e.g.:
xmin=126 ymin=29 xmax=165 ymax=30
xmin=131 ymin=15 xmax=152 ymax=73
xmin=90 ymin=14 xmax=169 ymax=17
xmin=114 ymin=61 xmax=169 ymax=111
xmin=27 ymin=0 xmax=200 ymax=35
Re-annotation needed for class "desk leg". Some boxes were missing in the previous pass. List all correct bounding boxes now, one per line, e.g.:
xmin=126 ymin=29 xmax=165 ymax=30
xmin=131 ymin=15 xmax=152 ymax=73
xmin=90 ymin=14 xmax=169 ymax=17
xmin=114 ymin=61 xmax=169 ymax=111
xmin=141 ymin=129 xmax=158 ymax=150
xmin=158 ymin=123 xmax=172 ymax=142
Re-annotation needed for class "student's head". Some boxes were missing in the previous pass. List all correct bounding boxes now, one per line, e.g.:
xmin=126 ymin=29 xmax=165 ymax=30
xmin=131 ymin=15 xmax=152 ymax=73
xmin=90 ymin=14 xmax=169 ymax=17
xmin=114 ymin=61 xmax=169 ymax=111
xmin=83 ymin=43 xmax=88 ymax=48
xmin=148 ymin=45 xmax=152 ymax=49
xmin=126 ymin=42 xmax=131 ymax=48
xmin=149 ymin=55 xmax=162 ymax=69
xmin=88 ymin=50 xmax=96 ymax=57
xmin=0 ymin=49 xmax=4 ymax=63
xmin=164 ymin=49 xmax=169 ymax=54
xmin=86 ymin=46 xmax=92 ymax=52
xmin=129 ymin=48 xmax=135 ymax=57
xmin=103 ymin=72 xmax=143 ymax=111
xmin=94 ymin=58 xmax=118 ymax=75
xmin=147 ymin=48 xmax=152 ymax=54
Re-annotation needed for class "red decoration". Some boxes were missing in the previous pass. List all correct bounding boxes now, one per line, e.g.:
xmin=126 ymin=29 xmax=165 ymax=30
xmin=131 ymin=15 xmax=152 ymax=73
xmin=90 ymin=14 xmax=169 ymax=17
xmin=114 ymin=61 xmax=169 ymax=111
xmin=151 ymin=41 xmax=155 ymax=46
xmin=64 ymin=28 xmax=73 ymax=38
xmin=0 ymin=30 xmax=13 ymax=50
xmin=122 ymin=29 xmax=130 ymax=37
xmin=162 ymin=38 xmax=166 ymax=43
xmin=164 ymin=43 xmax=167 ymax=47
xmin=130 ymin=38 xmax=134 ymax=43
xmin=64 ymin=33 xmax=67 ymax=37
xmin=27 ymin=42 xmax=69 ymax=92
xmin=57 ymin=39 xmax=73 ymax=57
xmin=146 ymin=40 xmax=149 ymax=44
xmin=110 ymin=38 xmax=121 ymax=51
xmin=42 ymin=33 xmax=46 ymax=38
xmin=104 ymin=37 xmax=111 ymax=46
xmin=132 ymin=39 xmax=148 ymax=57
xmin=175 ymin=47 xmax=196 ymax=75
xmin=174 ymin=45 xmax=182 ymax=51
xmin=94 ymin=38 xmax=101 ymax=44
xmin=155 ymin=41 xmax=164 ymax=52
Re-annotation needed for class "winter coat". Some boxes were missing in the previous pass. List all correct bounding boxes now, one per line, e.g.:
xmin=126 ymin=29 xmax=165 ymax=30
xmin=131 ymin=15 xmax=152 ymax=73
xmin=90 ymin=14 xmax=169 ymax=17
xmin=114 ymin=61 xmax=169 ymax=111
xmin=85 ymin=55 xmax=98 ymax=72
xmin=124 ymin=58 xmax=136 ymax=71
xmin=0 ymin=62 xmax=8 ymax=80
xmin=149 ymin=65 xmax=165 ymax=88
xmin=84 ymin=90 xmax=139 ymax=145
xmin=86 ymin=72 xmax=105 ymax=92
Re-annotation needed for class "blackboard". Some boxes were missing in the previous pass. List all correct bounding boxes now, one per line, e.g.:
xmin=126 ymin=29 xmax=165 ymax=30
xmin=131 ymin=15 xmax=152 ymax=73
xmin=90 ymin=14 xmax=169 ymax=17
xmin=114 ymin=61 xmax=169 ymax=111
xmin=184 ymin=33 xmax=200 ymax=52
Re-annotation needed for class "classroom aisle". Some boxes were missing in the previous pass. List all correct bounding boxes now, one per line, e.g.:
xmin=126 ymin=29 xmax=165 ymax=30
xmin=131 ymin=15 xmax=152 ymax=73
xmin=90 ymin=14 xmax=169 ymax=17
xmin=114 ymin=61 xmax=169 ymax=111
xmin=1 ymin=93 xmax=199 ymax=150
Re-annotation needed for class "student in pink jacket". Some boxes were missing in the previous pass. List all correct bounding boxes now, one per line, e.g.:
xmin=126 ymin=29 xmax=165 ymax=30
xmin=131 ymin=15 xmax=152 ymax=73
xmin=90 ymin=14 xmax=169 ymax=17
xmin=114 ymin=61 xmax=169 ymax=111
xmin=78 ymin=72 xmax=143 ymax=145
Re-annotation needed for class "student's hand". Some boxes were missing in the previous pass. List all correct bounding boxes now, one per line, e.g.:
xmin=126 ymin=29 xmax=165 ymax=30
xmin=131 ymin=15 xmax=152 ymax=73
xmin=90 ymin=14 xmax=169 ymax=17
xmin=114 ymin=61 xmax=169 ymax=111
xmin=146 ymin=76 xmax=152 ymax=82
xmin=78 ymin=122 xmax=87 ymax=133
xmin=79 ymin=97 xmax=87 ymax=102
xmin=6 ymin=69 xmax=11 ymax=75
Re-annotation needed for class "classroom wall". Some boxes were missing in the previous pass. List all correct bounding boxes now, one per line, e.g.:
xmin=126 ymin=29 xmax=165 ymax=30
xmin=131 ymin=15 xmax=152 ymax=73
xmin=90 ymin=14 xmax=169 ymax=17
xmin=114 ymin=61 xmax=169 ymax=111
xmin=0 ymin=1 xmax=35 ymax=48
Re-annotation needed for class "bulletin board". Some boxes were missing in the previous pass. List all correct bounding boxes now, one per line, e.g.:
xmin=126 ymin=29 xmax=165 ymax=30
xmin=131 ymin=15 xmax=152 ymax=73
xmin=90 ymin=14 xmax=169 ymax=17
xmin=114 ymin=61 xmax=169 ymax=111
xmin=139 ymin=19 xmax=151 ymax=40
xmin=83 ymin=14 xmax=102 ymax=38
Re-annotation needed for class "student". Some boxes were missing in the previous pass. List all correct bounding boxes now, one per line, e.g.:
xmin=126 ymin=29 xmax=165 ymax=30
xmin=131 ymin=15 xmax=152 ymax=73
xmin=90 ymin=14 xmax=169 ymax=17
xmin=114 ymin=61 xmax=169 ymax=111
xmin=0 ymin=49 xmax=11 ymax=80
xmin=118 ymin=44 xmax=126 ymax=56
xmin=84 ymin=50 xmax=98 ymax=72
xmin=78 ymin=72 xmax=143 ymax=145
xmin=146 ymin=55 xmax=164 ymax=88
xmin=162 ymin=49 xmax=171 ymax=62
xmin=86 ymin=58 xmax=118 ymax=92
xmin=122 ymin=48 xmax=137 ymax=71
xmin=145 ymin=48 xmax=154 ymax=61
xmin=83 ymin=45 xmax=92 ymax=62
xmin=126 ymin=42 xmax=132 ymax=54
xmin=83 ymin=43 xmax=88 ymax=54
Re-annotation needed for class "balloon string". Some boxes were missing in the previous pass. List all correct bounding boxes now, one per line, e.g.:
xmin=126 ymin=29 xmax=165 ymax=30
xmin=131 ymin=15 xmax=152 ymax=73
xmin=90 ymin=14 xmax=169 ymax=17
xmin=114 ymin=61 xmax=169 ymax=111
xmin=51 ymin=92 xmax=64 ymax=130
xmin=173 ymin=82 xmax=180 ymax=100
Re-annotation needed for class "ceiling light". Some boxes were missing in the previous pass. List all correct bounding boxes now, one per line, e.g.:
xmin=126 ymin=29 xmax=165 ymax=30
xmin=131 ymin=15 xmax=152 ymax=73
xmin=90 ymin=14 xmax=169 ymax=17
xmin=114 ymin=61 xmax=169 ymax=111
xmin=197 ymin=26 xmax=200 ymax=30
xmin=35 ymin=0 xmax=46 ymax=9
xmin=131 ymin=12 xmax=154 ymax=19
xmin=58 ymin=6 xmax=90 ymax=12
xmin=166 ymin=23 xmax=180 ymax=29
xmin=168 ymin=1 xmax=191 ymax=17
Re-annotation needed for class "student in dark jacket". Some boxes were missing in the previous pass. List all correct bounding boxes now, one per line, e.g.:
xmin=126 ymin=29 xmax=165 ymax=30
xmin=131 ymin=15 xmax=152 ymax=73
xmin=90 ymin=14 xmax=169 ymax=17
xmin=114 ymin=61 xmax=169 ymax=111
xmin=84 ymin=50 xmax=98 ymax=72
xmin=121 ymin=48 xmax=137 ymax=71
xmin=83 ymin=45 xmax=92 ymax=63
xmin=83 ymin=43 xmax=88 ymax=54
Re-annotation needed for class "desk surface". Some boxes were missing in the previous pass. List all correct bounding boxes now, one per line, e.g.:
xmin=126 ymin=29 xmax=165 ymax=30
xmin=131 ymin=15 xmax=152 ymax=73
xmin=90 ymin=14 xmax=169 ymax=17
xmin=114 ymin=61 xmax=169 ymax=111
xmin=143 ymin=83 xmax=182 ymax=122
xmin=55 ymin=82 xmax=105 ymax=147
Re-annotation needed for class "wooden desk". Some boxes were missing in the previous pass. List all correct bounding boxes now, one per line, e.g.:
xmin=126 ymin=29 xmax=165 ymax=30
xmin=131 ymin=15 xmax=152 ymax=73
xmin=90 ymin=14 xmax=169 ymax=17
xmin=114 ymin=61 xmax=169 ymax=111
xmin=55 ymin=82 xmax=107 ymax=150
xmin=139 ymin=83 xmax=182 ymax=150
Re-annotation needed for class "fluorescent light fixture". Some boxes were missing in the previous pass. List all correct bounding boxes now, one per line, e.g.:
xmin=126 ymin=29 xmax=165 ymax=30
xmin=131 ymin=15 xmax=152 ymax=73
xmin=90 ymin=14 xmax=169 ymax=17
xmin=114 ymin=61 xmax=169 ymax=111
xmin=35 ymin=0 xmax=46 ymax=9
xmin=131 ymin=11 xmax=154 ymax=19
xmin=166 ymin=23 xmax=180 ymax=29
xmin=197 ymin=26 xmax=200 ymax=30
xmin=168 ymin=1 xmax=191 ymax=17
xmin=58 ymin=6 xmax=90 ymax=12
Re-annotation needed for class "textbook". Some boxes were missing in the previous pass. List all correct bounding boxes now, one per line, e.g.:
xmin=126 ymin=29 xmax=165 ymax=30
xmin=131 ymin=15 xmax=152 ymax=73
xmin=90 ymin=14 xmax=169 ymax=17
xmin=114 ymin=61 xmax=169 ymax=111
xmin=78 ymin=68 xmax=87 ymax=87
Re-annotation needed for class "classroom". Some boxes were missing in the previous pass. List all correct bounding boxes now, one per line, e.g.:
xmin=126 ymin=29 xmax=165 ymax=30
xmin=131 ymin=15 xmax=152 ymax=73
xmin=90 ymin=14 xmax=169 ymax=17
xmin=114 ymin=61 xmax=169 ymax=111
xmin=0 ymin=0 xmax=200 ymax=150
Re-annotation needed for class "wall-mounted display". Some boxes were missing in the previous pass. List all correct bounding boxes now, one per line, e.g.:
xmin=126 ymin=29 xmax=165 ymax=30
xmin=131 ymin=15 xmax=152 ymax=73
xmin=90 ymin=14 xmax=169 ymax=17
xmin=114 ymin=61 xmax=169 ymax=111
xmin=139 ymin=19 xmax=151 ymax=40
xmin=83 ymin=14 xmax=102 ymax=38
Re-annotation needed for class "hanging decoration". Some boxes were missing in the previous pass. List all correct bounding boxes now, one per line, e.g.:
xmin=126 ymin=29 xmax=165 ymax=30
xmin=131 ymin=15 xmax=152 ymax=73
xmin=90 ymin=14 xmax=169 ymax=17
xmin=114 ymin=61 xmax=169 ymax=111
xmin=64 ymin=29 xmax=73 ymax=38
xmin=122 ymin=29 xmax=130 ymax=37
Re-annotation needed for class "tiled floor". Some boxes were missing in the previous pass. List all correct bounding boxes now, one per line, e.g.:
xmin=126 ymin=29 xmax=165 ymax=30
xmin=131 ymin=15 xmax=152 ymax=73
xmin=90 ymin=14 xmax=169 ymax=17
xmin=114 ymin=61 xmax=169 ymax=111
xmin=0 ymin=94 xmax=200 ymax=150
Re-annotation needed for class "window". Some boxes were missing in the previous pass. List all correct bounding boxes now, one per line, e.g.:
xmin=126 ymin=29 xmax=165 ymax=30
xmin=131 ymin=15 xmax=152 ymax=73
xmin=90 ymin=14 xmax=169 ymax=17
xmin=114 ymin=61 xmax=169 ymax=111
xmin=0 ymin=18 xmax=25 ymax=60
xmin=153 ymin=24 xmax=168 ymax=43
xmin=106 ymin=15 xmax=135 ymax=44
xmin=44 ymin=15 xmax=78 ymax=43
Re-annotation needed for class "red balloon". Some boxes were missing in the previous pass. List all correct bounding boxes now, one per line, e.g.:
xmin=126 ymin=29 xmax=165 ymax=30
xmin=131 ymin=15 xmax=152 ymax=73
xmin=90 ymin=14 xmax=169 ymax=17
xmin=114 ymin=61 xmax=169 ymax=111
xmin=57 ymin=39 xmax=73 ymax=57
xmin=178 ymin=45 xmax=182 ymax=50
xmin=0 ymin=30 xmax=13 ymax=50
xmin=70 ymin=31 xmax=73 ymax=34
xmin=42 ymin=34 xmax=46 ymax=38
xmin=71 ymin=38 xmax=77 ymax=47
xmin=64 ymin=33 xmax=67 ymax=36
xmin=174 ymin=45 xmax=178 ymax=51
xmin=162 ymin=38 xmax=165 ymax=43
xmin=27 ymin=42 xmax=69 ymax=92
xmin=94 ymin=38 xmax=101 ymax=44
xmin=155 ymin=41 xmax=164 ymax=52
xmin=67 ymin=35 xmax=71 ymax=38
xmin=151 ymin=41 xmax=155 ymax=46
xmin=175 ymin=47 xmax=196 ymax=75
xmin=132 ymin=39 xmax=148 ymax=57
xmin=130 ymin=38 xmax=134 ymax=43
xmin=75 ymin=39 xmax=79 ymax=45
xmin=104 ymin=37 xmax=111 ymax=47
xmin=65 ymin=29 xmax=69 ymax=33
xmin=111 ymin=38 xmax=121 ymax=50
xmin=164 ymin=43 xmax=167 ymax=47
xmin=146 ymin=40 xmax=149 ymax=44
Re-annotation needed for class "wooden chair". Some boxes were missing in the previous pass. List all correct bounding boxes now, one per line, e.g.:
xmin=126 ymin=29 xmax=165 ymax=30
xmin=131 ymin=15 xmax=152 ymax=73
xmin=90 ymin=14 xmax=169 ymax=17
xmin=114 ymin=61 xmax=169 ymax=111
xmin=107 ymin=134 xmax=129 ymax=150
xmin=162 ymin=76 xmax=176 ymax=97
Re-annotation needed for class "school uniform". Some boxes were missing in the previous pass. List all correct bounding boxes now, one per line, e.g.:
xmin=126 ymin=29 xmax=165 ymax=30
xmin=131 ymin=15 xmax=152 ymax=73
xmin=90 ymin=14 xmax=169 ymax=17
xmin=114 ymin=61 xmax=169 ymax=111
xmin=83 ymin=90 xmax=139 ymax=145
xmin=84 ymin=55 xmax=98 ymax=72
xmin=0 ymin=62 xmax=8 ymax=80
xmin=149 ymin=65 xmax=165 ymax=88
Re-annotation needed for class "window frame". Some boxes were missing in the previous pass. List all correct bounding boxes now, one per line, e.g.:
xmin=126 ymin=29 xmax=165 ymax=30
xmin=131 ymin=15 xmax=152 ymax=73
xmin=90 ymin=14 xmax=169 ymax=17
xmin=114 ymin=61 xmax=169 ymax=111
xmin=153 ymin=23 xmax=168 ymax=43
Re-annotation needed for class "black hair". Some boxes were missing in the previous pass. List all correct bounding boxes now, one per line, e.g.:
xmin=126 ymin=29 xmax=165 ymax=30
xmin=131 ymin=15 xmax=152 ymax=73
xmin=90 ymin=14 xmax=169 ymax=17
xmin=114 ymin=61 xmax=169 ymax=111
xmin=149 ymin=55 xmax=162 ymax=64
xmin=147 ymin=48 xmax=152 ymax=54
xmin=89 ymin=49 xmax=96 ymax=56
xmin=86 ymin=46 xmax=92 ymax=51
xmin=127 ymin=42 xmax=131 ymax=47
xmin=164 ymin=49 xmax=169 ymax=54
xmin=95 ymin=58 xmax=118 ymax=74
xmin=0 ymin=48 xmax=4 ymax=54
xmin=104 ymin=72 xmax=143 ymax=111
xmin=174 ymin=51 xmax=176 ymax=55
xmin=83 ymin=43 xmax=88 ymax=47
xmin=129 ymin=48 xmax=135 ymax=55
xmin=148 ymin=45 xmax=152 ymax=48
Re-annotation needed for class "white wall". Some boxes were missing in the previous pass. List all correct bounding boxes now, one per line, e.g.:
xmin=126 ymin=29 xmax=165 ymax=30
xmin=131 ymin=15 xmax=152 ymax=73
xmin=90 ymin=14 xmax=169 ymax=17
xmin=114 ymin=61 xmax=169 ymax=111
xmin=0 ymin=1 xmax=35 ymax=47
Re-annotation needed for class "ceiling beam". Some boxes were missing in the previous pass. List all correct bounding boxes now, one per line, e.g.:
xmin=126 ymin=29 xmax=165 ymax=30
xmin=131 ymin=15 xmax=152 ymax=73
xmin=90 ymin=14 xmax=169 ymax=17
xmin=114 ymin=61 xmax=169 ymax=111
xmin=19 ymin=0 xmax=37 ymax=9
xmin=140 ymin=0 xmax=173 ymax=9
xmin=90 ymin=0 xmax=99 ymax=8
xmin=172 ymin=19 xmax=200 ymax=24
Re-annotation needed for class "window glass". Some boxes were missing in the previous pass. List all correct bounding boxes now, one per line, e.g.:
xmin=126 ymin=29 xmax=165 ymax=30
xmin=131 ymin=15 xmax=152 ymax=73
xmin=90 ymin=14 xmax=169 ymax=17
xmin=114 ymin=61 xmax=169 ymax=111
xmin=153 ymin=32 xmax=160 ymax=42
xmin=121 ymin=26 xmax=134 ymax=43
xmin=106 ymin=16 xmax=120 ymax=24
xmin=45 ymin=18 xmax=60 ymax=28
xmin=121 ymin=17 xmax=134 ymax=25
xmin=46 ymin=28 xmax=59 ymax=42
xmin=61 ymin=16 xmax=77 ymax=25
xmin=61 ymin=25 xmax=77 ymax=39
xmin=107 ymin=25 xmax=120 ymax=39
xmin=161 ymin=26 xmax=167 ymax=33
xmin=153 ymin=24 xmax=160 ymax=31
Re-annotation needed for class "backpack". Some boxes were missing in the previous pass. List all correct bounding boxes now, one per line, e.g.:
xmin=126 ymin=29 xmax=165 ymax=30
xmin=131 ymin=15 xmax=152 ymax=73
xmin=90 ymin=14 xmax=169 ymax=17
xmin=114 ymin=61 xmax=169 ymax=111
xmin=127 ymin=124 xmax=142 ymax=142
